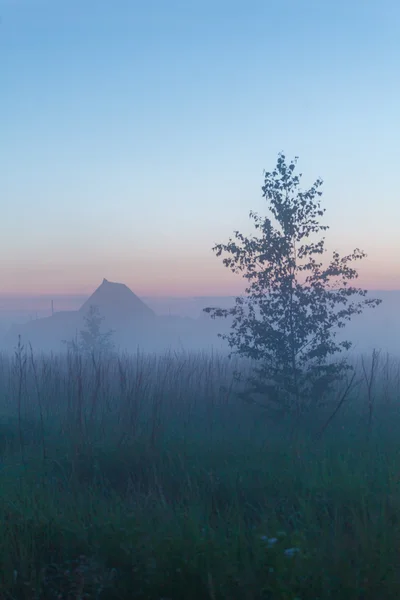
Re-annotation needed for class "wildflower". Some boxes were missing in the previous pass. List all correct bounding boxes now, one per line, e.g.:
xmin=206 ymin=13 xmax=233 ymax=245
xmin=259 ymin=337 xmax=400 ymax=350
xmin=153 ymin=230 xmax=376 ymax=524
xmin=267 ymin=537 xmax=278 ymax=547
xmin=260 ymin=536 xmax=278 ymax=547
xmin=284 ymin=547 xmax=301 ymax=557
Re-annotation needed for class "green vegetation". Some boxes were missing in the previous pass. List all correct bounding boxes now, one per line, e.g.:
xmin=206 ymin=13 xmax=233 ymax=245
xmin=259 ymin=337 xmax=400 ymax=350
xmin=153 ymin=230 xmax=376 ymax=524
xmin=1 ymin=346 xmax=400 ymax=599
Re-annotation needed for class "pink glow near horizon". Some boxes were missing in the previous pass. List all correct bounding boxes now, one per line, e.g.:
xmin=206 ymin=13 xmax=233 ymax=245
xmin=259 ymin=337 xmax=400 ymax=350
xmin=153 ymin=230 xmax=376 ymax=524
xmin=2 ymin=274 xmax=400 ymax=299
xmin=1 ymin=249 xmax=399 ymax=298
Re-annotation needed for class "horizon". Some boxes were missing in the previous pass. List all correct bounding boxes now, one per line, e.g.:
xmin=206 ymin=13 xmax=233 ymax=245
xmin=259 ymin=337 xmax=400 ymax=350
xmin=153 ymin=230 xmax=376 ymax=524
xmin=0 ymin=284 xmax=398 ymax=317
xmin=1 ymin=1 xmax=400 ymax=295
xmin=2 ymin=286 xmax=400 ymax=301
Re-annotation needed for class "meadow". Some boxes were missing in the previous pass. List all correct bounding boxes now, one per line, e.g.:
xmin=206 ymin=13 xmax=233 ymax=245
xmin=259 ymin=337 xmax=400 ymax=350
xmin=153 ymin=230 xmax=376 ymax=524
xmin=0 ymin=345 xmax=400 ymax=599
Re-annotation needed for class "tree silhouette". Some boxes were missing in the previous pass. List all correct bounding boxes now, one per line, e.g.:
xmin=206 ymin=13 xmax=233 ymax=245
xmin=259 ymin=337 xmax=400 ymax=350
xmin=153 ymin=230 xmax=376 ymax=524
xmin=63 ymin=305 xmax=115 ymax=357
xmin=205 ymin=153 xmax=382 ymax=417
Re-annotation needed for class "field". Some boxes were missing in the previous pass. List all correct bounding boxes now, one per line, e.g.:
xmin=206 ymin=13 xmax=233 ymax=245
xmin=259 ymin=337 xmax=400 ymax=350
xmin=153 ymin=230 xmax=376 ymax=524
xmin=0 ymin=345 xmax=400 ymax=599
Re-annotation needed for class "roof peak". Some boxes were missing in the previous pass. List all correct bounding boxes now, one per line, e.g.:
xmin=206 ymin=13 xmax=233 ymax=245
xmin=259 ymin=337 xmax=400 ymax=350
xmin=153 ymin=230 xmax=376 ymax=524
xmin=79 ymin=279 xmax=155 ymax=319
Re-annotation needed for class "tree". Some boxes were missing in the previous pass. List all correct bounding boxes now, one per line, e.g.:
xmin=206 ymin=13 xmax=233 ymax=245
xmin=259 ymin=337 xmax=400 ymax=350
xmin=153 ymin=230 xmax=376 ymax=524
xmin=204 ymin=153 xmax=382 ymax=417
xmin=63 ymin=305 xmax=115 ymax=357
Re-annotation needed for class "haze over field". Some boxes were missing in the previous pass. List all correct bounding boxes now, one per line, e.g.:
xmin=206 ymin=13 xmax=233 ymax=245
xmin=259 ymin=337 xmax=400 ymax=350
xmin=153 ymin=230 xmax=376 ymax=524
xmin=0 ymin=286 xmax=400 ymax=357
xmin=2 ymin=3 xmax=400 ymax=599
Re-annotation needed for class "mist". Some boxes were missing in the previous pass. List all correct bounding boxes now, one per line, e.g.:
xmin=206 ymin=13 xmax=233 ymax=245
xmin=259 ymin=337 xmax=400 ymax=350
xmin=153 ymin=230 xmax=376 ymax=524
xmin=0 ymin=282 xmax=396 ymax=359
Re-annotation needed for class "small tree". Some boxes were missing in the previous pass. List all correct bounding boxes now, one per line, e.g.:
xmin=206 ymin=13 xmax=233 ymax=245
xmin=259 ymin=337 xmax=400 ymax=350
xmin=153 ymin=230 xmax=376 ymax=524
xmin=63 ymin=305 xmax=115 ymax=357
xmin=204 ymin=153 xmax=382 ymax=417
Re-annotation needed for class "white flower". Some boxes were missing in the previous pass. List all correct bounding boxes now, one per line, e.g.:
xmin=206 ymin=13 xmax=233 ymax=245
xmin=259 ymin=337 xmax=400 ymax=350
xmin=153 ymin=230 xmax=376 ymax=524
xmin=284 ymin=547 xmax=301 ymax=557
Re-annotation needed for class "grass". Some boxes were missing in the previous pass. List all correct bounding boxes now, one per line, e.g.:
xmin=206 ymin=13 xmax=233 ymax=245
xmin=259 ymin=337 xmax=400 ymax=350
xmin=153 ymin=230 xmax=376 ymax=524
xmin=0 ymin=346 xmax=400 ymax=598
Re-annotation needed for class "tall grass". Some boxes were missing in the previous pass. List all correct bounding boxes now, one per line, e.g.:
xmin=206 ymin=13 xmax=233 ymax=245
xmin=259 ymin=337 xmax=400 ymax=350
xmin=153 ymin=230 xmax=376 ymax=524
xmin=0 ymin=345 xmax=399 ymax=598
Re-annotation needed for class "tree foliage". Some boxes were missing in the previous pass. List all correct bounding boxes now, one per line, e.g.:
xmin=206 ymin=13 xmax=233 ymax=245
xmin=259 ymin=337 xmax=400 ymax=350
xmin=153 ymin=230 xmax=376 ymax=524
xmin=63 ymin=305 xmax=115 ymax=357
xmin=204 ymin=153 xmax=382 ymax=415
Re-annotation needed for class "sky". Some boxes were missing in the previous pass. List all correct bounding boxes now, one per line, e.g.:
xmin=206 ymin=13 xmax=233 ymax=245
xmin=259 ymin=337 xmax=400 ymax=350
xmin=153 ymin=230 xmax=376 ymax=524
xmin=1 ymin=0 xmax=399 ymax=297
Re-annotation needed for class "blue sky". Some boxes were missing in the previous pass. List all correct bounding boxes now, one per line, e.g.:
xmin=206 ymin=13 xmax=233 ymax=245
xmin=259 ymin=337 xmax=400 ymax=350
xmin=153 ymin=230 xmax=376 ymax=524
xmin=1 ymin=0 xmax=399 ymax=296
